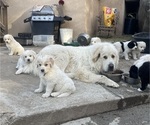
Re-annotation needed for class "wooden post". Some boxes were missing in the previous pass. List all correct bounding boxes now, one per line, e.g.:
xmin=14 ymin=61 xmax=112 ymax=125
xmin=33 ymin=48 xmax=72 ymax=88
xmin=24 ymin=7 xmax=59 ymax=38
xmin=0 ymin=0 xmax=9 ymax=43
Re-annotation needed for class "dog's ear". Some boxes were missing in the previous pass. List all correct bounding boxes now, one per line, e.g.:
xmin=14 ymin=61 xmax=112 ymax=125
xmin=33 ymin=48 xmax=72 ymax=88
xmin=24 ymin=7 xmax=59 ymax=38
xmin=114 ymin=52 xmax=119 ymax=68
xmin=31 ymin=50 xmax=36 ymax=58
xmin=49 ymin=57 xmax=54 ymax=67
xmin=129 ymin=65 xmax=138 ymax=79
xmin=9 ymin=34 xmax=14 ymax=41
xmin=92 ymin=48 xmax=101 ymax=62
xmin=20 ymin=53 xmax=25 ymax=61
xmin=128 ymin=40 xmax=136 ymax=49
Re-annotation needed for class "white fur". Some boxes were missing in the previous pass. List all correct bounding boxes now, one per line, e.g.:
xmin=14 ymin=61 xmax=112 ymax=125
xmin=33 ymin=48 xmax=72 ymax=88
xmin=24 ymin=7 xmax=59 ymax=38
xmin=38 ymin=43 xmax=120 ymax=88
xmin=133 ymin=54 xmax=150 ymax=68
xmin=15 ymin=50 xmax=37 ymax=75
xmin=131 ymin=41 xmax=146 ymax=60
xmin=113 ymin=41 xmax=137 ymax=60
xmin=34 ymin=55 xmax=76 ymax=98
xmin=90 ymin=37 xmax=101 ymax=45
xmin=3 ymin=34 xmax=24 ymax=55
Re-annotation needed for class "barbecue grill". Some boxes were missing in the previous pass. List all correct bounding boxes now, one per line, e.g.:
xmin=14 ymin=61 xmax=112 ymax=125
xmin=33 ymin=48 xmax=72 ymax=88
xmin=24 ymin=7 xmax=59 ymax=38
xmin=24 ymin=5 xmax=72 ymax=44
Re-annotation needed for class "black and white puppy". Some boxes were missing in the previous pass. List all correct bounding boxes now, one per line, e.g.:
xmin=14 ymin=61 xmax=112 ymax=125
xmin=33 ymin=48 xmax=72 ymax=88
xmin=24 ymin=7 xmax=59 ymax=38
xmin=129 ymin=55 xmax=150 ymax=91
xmin=114 ymin=40 xmax=137 ymax=60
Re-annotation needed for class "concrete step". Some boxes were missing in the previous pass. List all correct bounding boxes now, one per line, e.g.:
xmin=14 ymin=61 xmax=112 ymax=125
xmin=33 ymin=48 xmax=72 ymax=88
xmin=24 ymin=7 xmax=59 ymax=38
xmin=0 ymin=46 xmax=149 ymax=125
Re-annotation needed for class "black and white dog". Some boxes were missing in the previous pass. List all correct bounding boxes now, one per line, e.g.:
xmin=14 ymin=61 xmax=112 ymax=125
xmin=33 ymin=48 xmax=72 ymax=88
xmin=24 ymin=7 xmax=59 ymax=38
xmin=129 ymin=55 xmax=150 ymax=91
xmin=114 ymin=40 xmax=138 ymax=60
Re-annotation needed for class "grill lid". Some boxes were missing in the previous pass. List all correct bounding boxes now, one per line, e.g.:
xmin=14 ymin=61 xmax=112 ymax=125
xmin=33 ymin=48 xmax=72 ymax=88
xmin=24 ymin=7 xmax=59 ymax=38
xmin=32 ymin=5 xmax=54 ymax=15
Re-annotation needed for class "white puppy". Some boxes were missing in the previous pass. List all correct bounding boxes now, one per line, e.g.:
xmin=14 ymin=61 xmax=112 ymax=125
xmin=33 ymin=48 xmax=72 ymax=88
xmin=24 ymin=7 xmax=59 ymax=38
xmin=113 ymin=40 xmax=137 ymax=60
xmin=15 ymin=50 xmax=37 ymax=75
xmin=131 ymin=41 xmax=146 ymax=60
xmin=3 ymin=34 xmax=24 ymax=55
xmin=35 ymin=55 xmax=76 ymax=98
xmin=38 ymin=42 xmax=119 ymax=88
xmin=90 ymin=37 xmax=101 ymax=45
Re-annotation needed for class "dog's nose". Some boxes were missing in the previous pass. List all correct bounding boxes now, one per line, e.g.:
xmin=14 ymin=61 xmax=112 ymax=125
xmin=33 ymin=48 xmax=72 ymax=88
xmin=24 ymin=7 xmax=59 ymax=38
xmin=27 ymin=59 xmax=30 ymax=62
xmin=41 ymin=69 xmax=44 ymax=73
xmin=108 ymin=63 xmax=114 ymax=71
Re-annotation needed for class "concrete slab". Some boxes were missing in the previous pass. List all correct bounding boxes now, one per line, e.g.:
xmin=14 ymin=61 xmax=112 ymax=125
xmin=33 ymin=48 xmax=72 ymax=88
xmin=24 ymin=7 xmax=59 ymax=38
xmin=0 ymin=46 xmax=149 ymax=125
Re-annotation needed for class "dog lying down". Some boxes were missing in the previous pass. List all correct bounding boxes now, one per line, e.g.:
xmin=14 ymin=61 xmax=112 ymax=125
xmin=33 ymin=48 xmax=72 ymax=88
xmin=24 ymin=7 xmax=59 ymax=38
xmin=38 ymin=43 xmax=119 ymax=88
xmin=16 ymin=50 xmax=37 ymax=75
xmin=34 ymin=55 xmax=76 ymax=98
xmin=15 ymin=43 xmax=120 ymax=88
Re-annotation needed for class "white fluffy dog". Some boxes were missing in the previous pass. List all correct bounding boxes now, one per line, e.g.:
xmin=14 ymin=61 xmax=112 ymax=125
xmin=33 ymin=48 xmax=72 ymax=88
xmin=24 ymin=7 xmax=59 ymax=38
xmin=15 ymin=50 xmax=37 ymax=75
xmin=3 ymin=34 xmax=24 ymax=55
xmin=38 ymin=42 xmax=119 ymax=88
xmin=131 ymin=41 xmax=146 ymax=60
xmin=90 ymin=37 xmax=101 ymax=45
xmin=113 ymin=40 xmax=137 ymax=60
xmin=34 ymin=55 xmax=76 ymax=98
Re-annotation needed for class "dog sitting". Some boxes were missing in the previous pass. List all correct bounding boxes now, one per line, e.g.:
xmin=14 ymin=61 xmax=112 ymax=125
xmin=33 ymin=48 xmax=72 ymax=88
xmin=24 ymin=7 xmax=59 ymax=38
xmin=3 ymin=34 xmax=24 ymax=56
xmin=129 ymin=54 xmax=150 ymax=91
xmin=34 ymin=55 xmax=76 ymax=98
xmin=113 ymin=40 xmax=137 ymax=60
xmin=15 ymin=50 xmax=37 ymax=75
xmin=131 ymin=41 xmax=146 ymax=60
xmin=90 ymin=37 xmax=101 ymax=45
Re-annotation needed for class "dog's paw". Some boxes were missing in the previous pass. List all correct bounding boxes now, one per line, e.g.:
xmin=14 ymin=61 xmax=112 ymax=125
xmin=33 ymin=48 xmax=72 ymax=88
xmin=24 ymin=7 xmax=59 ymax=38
xmin=137 ymin=88 xmax=142 ymax=92
xmin=125 ymin=58 xmax=129 ymax=60
xmin=34 ymin=89 xmax=43 ymax=93
xmin=107 ymin=81 xmax=119 ymax=88
xmin=42 ymin=93 xmax=50 ymax=98
xmin=111 ymin=82 xmax=119 ymax=88
xmin=9 ymin=53 xmax=13 ymax=56
xmin=133 ymin=58 xmax=137 ymax=60
xmin=51 ymin=92 xmax=60 ymax=97
xmin=15 ymin=70 xmax=22 ymax=75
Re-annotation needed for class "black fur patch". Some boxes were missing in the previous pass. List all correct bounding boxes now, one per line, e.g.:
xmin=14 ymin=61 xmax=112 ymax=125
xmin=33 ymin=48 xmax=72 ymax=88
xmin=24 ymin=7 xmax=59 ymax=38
xmin=120 ymin=42 xmax=125 ymax=52
xmin=139 ymin=62 xmax=150 ymax=91
xmin=129 ymin=65 xmax=139 ymax=79
xmin=127 ymin=40 xmax=137 ymax=49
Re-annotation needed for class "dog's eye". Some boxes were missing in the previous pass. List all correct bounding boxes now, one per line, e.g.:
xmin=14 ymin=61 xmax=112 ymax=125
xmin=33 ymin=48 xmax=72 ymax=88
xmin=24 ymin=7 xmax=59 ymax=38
xmin=45 ymin=64 xmax=48 ymax=66
xmin=111 ymin=55 xmax=115 ymax=58
xmin=39 ymin=64 xmax=41 ymax=66
xmin=29 ymin=55 xmax=32 ymax=57
xmin=25 ymin=56 xmax=27 ymax=58
xmin=103 ymin=56 xmax=107 ymax=59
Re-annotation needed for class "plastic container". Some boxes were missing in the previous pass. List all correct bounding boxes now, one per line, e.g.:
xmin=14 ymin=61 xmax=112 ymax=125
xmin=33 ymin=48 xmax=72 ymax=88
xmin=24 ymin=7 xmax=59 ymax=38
xmin=14 ymin=37 xmax=32 ymax=46
xmin=33 ymin=35 xmax=54 ymax=46
xmin=60 ymin=28 xmax=73 ymax=44
xmin=132 ymin=32 xmax=150 ymax=53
